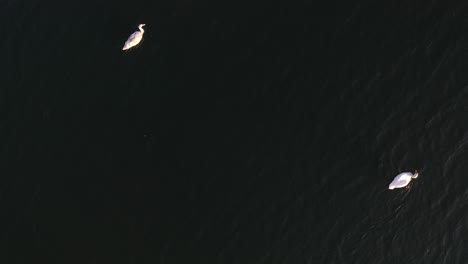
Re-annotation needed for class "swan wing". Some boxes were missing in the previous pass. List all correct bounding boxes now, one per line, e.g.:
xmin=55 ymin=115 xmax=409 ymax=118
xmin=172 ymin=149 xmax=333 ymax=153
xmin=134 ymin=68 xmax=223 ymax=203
xmin=389 ymin=178 xmax=411 ymax=189
xmin=128 ymin=31 xmax=142 ymax=41
xmin=123 ymin=31 xmax=143 ymax=50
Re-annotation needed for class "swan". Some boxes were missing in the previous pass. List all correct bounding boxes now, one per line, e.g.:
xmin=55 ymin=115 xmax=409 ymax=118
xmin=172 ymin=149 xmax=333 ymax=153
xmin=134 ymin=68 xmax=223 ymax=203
xmin=122 ymin=24 xmax=146 ymax=50
xmin=388 ymin=171 xmax=418 ymax=190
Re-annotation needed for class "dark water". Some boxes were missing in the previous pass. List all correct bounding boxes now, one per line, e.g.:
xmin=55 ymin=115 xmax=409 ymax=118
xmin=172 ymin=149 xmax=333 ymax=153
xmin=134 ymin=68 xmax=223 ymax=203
xmin=3 ymin=0 xmax=468 ymax=263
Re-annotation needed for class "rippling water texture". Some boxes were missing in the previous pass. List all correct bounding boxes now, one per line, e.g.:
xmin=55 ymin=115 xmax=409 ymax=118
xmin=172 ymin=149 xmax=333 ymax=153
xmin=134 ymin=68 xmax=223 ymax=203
xmin=3 ymin=0 xmax=468 ymax=263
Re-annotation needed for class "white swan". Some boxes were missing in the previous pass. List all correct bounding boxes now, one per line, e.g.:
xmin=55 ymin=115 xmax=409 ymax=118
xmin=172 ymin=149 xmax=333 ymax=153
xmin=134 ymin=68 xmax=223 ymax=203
xmin=388 ymin=171 xmax=418 ymax=190
xmin=122 ymin=24 xmax=146 ymax=50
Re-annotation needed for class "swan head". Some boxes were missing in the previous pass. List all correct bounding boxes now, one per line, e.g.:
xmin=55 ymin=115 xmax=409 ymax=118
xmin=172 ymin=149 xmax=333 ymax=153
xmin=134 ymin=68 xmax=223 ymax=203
xmin=139 ymin=24 xmax=146 ymax=28
xmin=412 ymin=170 xmax=418 ymax=178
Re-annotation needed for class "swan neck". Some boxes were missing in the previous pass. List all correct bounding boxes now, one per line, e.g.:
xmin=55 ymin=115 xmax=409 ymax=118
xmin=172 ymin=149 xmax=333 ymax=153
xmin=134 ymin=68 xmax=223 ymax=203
xmin=139 ymin=25 xmax=145 ymax=33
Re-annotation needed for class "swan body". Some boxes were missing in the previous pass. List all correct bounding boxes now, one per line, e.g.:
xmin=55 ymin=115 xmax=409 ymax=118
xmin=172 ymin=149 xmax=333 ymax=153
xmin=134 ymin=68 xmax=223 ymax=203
xmin=388 ymin=171 xmax=418 ymax=190
xmin=123 ymin=24 xmax=146 ymax=50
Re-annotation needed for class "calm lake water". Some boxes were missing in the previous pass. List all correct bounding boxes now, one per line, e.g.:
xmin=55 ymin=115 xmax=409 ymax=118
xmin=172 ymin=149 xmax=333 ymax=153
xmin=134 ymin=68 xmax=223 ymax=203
xmin=3 ymin=0 xmax=468 ymax=263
